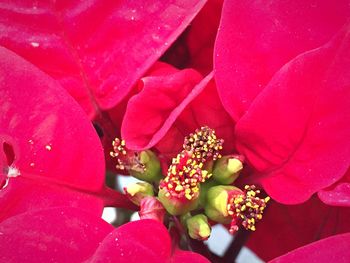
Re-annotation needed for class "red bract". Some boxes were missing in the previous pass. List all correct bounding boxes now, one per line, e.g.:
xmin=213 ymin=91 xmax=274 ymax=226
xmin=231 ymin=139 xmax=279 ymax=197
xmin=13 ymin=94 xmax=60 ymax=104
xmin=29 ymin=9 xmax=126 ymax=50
xmin=0 ymin=46 xmax=133 ymax=221
xmin=269 ymin=233 xmax=350 ymax=263
xmin=121 ymin=63 xmax=235 ymax=160
xmin=0 ymin=48 xmax=207 ymax=262
xmin=89 ymin=219 xmax=209 ymax=263
xmin=215 ymin=0 xmax=350 ymax=121
xmin=0 ymin=208 xmax=209 ymax=263
xmin=246 ymin=197 xmax=350 ymax=261
xmin=185 ymin=0 xmax=223 ymax=74
xmin=163 ymin=0 xmax=223 ymax=74
xmin=318 ymin=169 xmax=350 ymax=207
xmin=215 ymin=1 xmax=350 ymax=205
xmin=0 ymin=0 xmax=206 ymax=118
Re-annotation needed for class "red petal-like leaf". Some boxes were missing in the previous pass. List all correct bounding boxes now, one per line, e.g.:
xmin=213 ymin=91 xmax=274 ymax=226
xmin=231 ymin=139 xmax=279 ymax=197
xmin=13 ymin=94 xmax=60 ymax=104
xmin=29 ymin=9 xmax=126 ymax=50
xmin=247 ymin=197 xmax=350 ymax=261
xmin=122 ymin=65 xmax=235 ymax=159
xmin=122 ymin=65 xmax=203 ymax=150
xmin=215 ymin=0 xmax=350 ymax=121
xmin=89 ymin=219 xmax=171 ymax=262
xmin=88 ymin=219 xmax=209 ymax=263
xmin=318 ymin=169 xmax=350 ymax=207
xmin=0 ymin=207 xmax=114 ymax=262
xmin=235 ymin=24 xmax=350 ymax=204
xmin=186 ymin=0 xmax=223 ymax=75
xmin=0 ymin=0 xmax=207 ymax=118
xmin=170 ymin=249 xmax=210 ymax=263
xmin=269 ymin=233 xmax=350 ymax=263
xmin=161 ymin=0 xmax=223 ymax=74
xmin=0 ymin=47 xmax=133 ymax=220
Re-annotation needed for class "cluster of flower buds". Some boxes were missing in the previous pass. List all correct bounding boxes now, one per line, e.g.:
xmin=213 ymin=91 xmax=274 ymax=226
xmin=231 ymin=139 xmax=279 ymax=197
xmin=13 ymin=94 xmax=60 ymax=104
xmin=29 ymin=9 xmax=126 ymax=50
xmin=158 ymin=127 xmax=222 ymax=215
xmin=114 ymin=126 xmax=270 ymax=241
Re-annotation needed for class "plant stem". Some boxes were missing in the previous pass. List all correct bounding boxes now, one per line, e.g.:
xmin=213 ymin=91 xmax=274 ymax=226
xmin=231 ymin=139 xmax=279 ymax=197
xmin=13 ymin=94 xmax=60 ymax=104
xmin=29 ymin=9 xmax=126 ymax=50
xmin=222 ymin=228 xmax=250 ymax=262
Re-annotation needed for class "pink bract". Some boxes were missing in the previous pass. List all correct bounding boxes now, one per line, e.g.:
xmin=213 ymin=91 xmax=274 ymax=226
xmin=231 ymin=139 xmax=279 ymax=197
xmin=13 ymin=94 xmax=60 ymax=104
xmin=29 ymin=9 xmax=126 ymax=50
xmin=318 ymin=169 xmax=350 ymax=207
xmin=246 ymin=197 xmax=350 ymax=261
xmin=269 ymin=233 xmax=350 ymax=263
xmin=234 ymin=23 xmax=350 ymax=204
xmin=122 ymin=63 xmax=235 ymax=159
xmin=214 ymin=0 xmax=350 ymax=204
xmin=0 ymin=208 xmax=209 ymax=263
xmin=215 ymin=0 xmax=350 ymax=121
xmin=0 ymin=0 xmax=207 ymax=118
xmin=0 ymin=47 xmax=133 ymax=221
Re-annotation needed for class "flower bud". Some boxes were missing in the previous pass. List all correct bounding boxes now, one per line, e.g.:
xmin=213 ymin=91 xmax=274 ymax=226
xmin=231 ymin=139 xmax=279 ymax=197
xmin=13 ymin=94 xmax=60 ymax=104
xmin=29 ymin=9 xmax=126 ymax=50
xmin=198 ymin=179 xmax=219 ymax=208
xmin=124 ymin=181 xmax=154 ymax=206
xmin=158 ymin=187 xmax=199 ymax=215
xmin=129 ymin=150 xmax=162 ymax=182
xmin=186 ymin=214 xmax=211 ymax=240
xmin=212 ymin=155 xmax=243 ymax=185
xmin=204 ymin=185 xmax=242 ymax=224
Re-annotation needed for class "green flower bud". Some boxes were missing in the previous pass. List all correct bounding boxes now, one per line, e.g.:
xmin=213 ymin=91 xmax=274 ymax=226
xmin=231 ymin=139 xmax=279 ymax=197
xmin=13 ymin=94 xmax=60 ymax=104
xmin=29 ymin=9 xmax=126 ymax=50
xmin=212 ymin=155 xmax=243 ymax=185
xmin=124 ymin=181 xmax=154 ymax=206
xmin=198 ymin=179 xmax=219 ymax=208
xmin=204 ymin=185 xmax=241 ymax=224
xmin=129 ymin=150 xmax=162 ymax=182
xmin=158 ymin=187 xmax=199 ymax=216
xmin=186 ymin=214 xmax=211 ymax=240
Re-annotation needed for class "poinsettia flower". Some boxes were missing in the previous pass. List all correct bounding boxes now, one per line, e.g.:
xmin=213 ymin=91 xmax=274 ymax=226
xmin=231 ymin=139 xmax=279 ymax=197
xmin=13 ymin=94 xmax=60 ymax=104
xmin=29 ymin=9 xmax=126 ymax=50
xmin=0 ymin=47 xmax=209 ymax=262
xmin=269 ymin=232 xmax=350 ymax=263
xmin=0 ymin=208 xmax=209 ymax=262
xmin=214 ymin=1 xmax=350 ymax=205
xmin=0 ymin=0 xmax=210 ymax=175
xmin=0 ymin=0 xmax=207 ymax=119
xmin=121 ymin=62 xmax=235 ymax=161
xmin=120 ymin=2 xmax=350 ymax=261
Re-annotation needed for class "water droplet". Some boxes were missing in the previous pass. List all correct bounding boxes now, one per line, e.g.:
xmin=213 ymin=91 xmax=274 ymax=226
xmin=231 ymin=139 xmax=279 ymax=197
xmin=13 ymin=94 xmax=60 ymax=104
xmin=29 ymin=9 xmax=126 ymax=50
xmin=30 ymin=162 xmax=35 ymax=168
xmin=115 ymin=237 xmax=118 ymax=241
xmin=7 ymin=166 xmax=21 ymax=178
xmin=28 ymin=139 xmax=34 ymax=145
xmin=45 ymin=145 xmax=52 ymax=151
xmin=130 ymin=16 xmax=135 ymax=21
xmin=30 ymin=42 xmax=40 ymax=48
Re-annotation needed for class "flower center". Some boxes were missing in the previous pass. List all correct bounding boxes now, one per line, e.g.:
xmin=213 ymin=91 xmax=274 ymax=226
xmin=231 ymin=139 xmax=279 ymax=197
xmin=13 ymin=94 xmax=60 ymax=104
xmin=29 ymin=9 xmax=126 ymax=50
xmin=183 ymin=126 xmax=223 ymax=162
xmin=160 ymin=127 xmax=222 ymax=200
xmin=160 ymin=150 xmax=211 ymax=200
xmin=110 ymin=138 xmax=145 ymax=172
xmin=227 ymin=185 xmax=270 ymax=234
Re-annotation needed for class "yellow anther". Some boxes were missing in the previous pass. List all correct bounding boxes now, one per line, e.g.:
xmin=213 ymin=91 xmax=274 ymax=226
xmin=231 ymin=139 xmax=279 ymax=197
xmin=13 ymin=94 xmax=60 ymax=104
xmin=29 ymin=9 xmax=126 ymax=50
xmin=175 ymin=185 xmax=184 ymax=191
xmin=185 ymin=193 xmax=192 ymax=200
xmin=227 ymin=185 xmax=270 ymax=234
